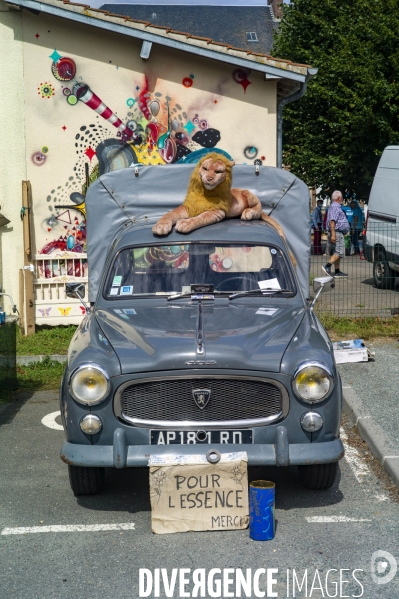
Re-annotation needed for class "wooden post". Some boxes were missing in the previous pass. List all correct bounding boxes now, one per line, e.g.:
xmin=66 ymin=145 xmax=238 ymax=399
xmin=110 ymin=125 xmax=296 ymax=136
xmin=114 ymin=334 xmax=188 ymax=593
xmin=21 ymin=181 xmax=35 ymax=336
xmin=19 ymin=269 xmax=24 ymax=332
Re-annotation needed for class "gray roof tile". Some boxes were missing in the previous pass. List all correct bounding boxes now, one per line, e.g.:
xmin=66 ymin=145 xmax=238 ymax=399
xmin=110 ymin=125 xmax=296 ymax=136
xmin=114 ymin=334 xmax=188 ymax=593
xmin=99 ymin=5 xmax=275 ymax=53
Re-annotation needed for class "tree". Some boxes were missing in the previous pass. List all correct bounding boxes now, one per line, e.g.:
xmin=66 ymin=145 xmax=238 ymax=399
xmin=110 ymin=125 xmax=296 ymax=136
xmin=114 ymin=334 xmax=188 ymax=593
xmin=272 ymin=0 xmax=399 ymax=199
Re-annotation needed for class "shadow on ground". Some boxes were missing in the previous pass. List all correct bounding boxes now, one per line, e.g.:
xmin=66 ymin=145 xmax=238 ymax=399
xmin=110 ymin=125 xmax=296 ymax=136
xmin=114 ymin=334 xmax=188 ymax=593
xmin=75 ymin=464 xmax=344 ymax=515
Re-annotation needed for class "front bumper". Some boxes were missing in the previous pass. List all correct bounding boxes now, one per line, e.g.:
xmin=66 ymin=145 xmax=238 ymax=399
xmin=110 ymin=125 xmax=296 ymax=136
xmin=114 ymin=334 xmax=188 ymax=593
xmin=364 ymin=242 xmax=373 ymax=263
xmin=61 ymin=426 xmax=344 ymax=468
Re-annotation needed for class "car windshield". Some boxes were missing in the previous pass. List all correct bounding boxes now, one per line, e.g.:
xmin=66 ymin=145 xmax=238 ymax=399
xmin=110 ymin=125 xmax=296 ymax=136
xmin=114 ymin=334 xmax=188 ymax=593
xmin=104 ymin=243 xmax=295 ymax=297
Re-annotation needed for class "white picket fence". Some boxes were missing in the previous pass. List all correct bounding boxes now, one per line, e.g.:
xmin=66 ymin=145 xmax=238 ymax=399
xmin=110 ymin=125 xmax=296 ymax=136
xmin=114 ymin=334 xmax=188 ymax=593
xmin=34 ymin=253 xmax=87 ymax=325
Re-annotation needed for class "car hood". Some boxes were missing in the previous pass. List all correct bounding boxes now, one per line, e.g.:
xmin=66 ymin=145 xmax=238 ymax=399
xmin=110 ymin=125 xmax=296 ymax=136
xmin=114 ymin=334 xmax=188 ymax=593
xmin=95 ymin=300 xmax=305 ymax=374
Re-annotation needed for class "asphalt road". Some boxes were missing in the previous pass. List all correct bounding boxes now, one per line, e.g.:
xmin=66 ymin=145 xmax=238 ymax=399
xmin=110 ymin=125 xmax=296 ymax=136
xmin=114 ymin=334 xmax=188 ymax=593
xmin=1 ymin=392 xmax=398 ymax=599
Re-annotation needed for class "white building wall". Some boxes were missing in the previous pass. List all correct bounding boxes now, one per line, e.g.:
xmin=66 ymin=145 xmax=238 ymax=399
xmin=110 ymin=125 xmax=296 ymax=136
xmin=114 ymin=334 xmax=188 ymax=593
xmin=1 ymin=7 xmax=279 ymax=326
xmin=0 ymin=1 xmax=27 ymax=313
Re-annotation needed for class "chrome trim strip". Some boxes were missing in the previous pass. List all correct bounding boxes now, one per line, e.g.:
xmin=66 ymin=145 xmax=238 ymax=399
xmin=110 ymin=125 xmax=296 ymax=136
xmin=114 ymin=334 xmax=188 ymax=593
xmin=196 ymin=301 xmax=204 ymax=355
xmin=113 ymin=375 xmax=289 ymax=429
xmin=117 ymin=413 xmax=284 ymax=429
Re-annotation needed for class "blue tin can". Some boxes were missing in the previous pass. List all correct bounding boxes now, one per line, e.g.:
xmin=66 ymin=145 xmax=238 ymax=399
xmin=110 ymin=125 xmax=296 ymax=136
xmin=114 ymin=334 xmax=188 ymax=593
xmin=249 ymin=480 xmax=275 ymax=541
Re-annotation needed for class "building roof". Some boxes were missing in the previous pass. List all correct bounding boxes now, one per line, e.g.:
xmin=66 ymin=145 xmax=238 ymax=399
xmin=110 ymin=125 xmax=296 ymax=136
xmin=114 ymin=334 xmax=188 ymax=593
xmin=6 ymin=0 xmax=314 ymax=99
xmin=99 ymin=5 xmax=276 ymax=54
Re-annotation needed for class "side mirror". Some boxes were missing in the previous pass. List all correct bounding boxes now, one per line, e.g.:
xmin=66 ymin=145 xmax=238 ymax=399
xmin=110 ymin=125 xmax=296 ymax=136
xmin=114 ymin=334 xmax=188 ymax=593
xmin=66 ymin=282 xmax=86 ymax=299
xmin=310 ymin=276 xmax=334 ymax=311
xmin=313 ymin=276 xmax=335 ymax=294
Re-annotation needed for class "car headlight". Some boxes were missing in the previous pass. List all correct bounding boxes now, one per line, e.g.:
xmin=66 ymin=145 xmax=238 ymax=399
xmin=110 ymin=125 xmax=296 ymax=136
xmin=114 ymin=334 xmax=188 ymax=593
xmin=292 ymin=361 xmax=333 ymax=403
xmin=69 ymin=364 xmax=110 ymax=405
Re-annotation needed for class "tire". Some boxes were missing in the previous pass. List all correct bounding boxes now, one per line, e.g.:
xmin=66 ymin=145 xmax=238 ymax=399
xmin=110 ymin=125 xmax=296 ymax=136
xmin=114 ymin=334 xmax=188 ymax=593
xmin=68 ymin=465 xmax=105 ymax=496
xmin=297 ymin=462 xmax=338 ymax=490
xmin=373 ymin=250 xmax=395 ymax=289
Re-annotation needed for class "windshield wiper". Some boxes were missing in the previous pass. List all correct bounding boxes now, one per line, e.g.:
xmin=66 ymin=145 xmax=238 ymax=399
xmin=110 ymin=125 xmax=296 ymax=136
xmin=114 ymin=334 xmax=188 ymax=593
xmin=229 ymin=289 xmax=291 ymax=300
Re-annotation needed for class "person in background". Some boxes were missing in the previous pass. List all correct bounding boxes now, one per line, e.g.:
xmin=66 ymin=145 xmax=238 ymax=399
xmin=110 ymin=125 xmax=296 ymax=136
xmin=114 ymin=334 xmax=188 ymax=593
xmin=322 ymin=191 xmax=350 ymax=278
xmin=312 ymin=199 xmax=324 ymax=255
xmin=349 ymin=200 xmax=364 ymax=254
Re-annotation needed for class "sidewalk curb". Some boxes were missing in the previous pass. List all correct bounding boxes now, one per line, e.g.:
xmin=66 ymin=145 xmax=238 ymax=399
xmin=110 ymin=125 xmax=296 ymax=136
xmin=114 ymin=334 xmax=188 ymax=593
xmin=16 ymin=355 xmax=67 ymax=366
xmin=342 ymin=386 xmax=399 ymax=489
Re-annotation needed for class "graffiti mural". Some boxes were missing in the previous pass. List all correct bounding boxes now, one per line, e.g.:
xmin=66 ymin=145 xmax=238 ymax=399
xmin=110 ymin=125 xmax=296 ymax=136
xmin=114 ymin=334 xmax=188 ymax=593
xmin=38 ymin=52 xmax=237 ymax=259
xmin=37 ymin=81 xmax=55 ymax=98
xmin=37 ymin=51 xmax=264 ymax=310
xmin=233 ymin=69 xmax=252 ymax=93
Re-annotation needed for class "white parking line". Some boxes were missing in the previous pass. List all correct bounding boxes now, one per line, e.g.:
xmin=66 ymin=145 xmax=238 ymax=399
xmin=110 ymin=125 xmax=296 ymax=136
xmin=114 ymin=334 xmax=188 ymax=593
xmin=306 ymin=516 xmax=371 ymax=523
xmin=1 ymin=523 xmax=135 ymax=535
xmin=341 ymin=426 xmax=371 ymax=483
xmin=41 ymin=411 xmax=63 ymax=431
xmin=341 ymin=427 xmax=389 ymax=501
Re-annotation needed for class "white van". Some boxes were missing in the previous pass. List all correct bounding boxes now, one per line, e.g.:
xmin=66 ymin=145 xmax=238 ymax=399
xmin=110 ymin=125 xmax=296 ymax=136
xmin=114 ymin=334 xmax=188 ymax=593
xmin=365 ymin=146 xmax=399 ymax=288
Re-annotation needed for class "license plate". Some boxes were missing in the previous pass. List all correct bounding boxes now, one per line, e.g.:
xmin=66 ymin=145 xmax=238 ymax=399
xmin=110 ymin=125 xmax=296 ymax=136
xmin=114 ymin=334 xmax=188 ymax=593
xmin=150 ymin=430 xmax=253 ymax=445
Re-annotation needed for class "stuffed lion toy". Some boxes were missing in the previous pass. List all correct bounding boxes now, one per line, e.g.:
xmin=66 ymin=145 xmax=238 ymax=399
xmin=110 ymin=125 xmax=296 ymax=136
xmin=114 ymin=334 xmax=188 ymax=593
xmin=152 ymin=153 xmax=289 ymax=249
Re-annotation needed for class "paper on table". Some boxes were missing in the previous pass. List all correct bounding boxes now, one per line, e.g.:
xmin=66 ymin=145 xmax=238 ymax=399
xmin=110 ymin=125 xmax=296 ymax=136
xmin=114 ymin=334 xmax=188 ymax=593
xmin=258 ymin=278 xmax=281 ymax=291
xmin=255 ymin=307 xmax=278 ymax=316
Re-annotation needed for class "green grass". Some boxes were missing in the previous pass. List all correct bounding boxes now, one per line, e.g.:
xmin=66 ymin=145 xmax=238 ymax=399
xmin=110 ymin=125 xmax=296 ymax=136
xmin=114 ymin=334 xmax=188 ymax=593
xmin=17 ymin=326 xmax=76 ymax=356
xmin=0 ymin=357 xmax=65 ymax=404
xmin=318 ymin=313 xmax=399 ymax=341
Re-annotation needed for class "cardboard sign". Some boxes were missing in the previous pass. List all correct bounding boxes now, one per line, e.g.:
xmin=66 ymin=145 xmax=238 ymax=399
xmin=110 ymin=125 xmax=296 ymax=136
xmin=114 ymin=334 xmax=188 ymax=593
xmin=149 ymin=452 xmax=249 ymax=534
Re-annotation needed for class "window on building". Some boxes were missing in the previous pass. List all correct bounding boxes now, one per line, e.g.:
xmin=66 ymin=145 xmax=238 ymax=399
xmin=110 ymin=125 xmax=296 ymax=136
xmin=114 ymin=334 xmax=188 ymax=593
xmin=246 ymin=32 xmax=258 ymax=42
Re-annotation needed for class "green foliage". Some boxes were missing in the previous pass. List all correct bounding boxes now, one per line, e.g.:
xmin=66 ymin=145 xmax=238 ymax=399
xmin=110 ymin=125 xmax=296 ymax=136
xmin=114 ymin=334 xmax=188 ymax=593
xmin=273 ymin=0 xmax=399 ymax=198
xmin=17 ymin=326 xmax=76 ymax=356
xmin=0 ymin=357 xmax=65 ymax=403
xmin=16 ymin=357 xmax=65 ymax=389
xmin=318 ymin=313 xmax=399 ymax=340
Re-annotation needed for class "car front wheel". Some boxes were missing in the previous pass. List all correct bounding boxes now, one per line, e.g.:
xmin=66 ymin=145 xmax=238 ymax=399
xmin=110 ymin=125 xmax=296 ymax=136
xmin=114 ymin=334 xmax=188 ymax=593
xmin=68 ymin=465 xmax=105 ymax=496
xmin=297 ymin=462 xmax=338 ymax=490
xmin=373 ymin=250 xmax=395 ymax=289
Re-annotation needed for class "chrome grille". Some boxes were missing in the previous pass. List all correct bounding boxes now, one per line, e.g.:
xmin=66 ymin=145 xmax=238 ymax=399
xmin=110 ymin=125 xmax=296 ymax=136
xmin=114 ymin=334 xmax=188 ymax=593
xmin=115 ymin=376 xmax=287 ymax=426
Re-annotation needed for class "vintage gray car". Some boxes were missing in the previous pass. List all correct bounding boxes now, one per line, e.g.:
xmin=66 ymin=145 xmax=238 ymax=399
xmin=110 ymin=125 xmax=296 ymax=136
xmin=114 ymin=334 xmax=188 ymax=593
xmin=60 ymin=164 xmax=344 ymax=495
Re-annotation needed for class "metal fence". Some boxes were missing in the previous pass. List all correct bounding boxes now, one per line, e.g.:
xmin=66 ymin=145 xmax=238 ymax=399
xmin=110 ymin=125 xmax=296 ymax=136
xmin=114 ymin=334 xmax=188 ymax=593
xmin=311 ymin=222 xmax=399 ymax=317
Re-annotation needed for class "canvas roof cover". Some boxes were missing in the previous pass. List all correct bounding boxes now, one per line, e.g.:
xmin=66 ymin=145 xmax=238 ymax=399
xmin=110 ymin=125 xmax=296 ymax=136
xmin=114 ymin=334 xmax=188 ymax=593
xmin=85 ymin=165 xmax=311 ymax=301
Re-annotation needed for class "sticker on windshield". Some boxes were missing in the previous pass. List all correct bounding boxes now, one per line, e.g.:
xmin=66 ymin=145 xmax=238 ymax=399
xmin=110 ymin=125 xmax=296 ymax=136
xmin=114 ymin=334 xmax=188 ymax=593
xmin=191 ymin=294 xmax=214 ymax=300
xmin=112 ymin=275 xmax=122 ymax=286
xmin=123 ymin=309 xmax=137 ymax=315
xmin=110 ymin=287 xmax=119 ymax=296
xmin=256 ymin=307 xmax=278 ymax=316
xmin=113 ymin=309 xmax=123 ymax=314
xmin=120 ymin=285 xmax=133 ymax=295
xmin=271 ymin=249 xmax=277 ymax=255
xmin=258 ymin=278 xmax=281 ymax=291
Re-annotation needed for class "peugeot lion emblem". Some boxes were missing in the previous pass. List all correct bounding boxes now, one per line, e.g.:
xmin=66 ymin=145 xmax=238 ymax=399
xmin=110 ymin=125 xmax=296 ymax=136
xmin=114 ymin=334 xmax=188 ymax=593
xmin=192 ymin=388 xmax=211 ymax=410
